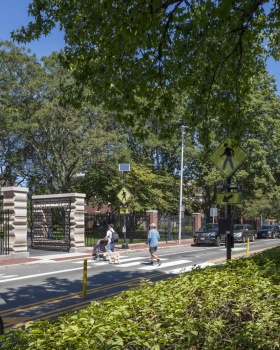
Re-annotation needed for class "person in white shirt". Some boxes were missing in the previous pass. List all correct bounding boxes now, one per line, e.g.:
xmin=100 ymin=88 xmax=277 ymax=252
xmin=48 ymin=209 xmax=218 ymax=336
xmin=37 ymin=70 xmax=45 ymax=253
xmin=104 ymin=223 xmax=115 ymax=253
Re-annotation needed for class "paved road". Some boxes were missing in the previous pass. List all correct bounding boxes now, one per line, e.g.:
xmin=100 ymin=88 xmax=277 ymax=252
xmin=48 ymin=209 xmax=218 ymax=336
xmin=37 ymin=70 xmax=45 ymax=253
xmin=0 ymin=238 xmax=279 ymax=330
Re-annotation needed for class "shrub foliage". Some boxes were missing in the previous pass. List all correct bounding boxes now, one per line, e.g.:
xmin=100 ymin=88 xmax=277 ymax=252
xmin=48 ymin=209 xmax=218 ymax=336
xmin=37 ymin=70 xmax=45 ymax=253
xmin=1 ymin=247 xmax=280 ymax=349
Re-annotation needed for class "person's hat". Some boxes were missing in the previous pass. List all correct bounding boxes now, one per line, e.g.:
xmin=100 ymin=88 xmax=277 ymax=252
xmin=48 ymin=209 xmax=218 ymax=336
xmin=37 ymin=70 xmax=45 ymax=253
xmin=149 ymin=223 xmax=156 ymax=228
xmin=108 ymin=223 xmax=114 ymax=227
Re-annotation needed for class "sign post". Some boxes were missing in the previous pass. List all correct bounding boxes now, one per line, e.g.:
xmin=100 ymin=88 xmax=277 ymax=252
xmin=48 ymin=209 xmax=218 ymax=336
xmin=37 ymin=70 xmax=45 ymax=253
xmin=210 ymin=137 xmax=248 ymax=261
xmin=210 ymin=208 xmax=218 ymax=223
xmin=118 ymin=164 xmax=131 ymax=249
xmin=226 ymin=176 xmax=233 ymax=261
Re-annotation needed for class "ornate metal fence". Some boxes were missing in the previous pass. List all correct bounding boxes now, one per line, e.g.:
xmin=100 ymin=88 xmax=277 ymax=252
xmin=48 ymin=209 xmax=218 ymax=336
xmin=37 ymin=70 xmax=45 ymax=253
xmin=0 ymin=209 xmax=10 ymax=255
xmin=30 ymin=197 xmax=71 ymax=251
xmin=157 ymin=215 xmax=195 ymax=241
xmin=84 ymin=212 xmax=150 ymax=246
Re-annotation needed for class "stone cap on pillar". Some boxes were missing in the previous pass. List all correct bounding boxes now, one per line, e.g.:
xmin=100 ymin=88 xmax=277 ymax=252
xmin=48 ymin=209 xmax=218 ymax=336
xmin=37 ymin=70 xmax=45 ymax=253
xmin=1 ymin=187 xmax=29 ymax=194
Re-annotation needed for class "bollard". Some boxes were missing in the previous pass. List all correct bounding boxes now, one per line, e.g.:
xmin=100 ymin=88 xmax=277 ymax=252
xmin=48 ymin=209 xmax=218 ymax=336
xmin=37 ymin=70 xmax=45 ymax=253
xmin=83 ymin=259 xmax=87 ymax=299
xmin=246 ymin=237 xmax=250 ymax=256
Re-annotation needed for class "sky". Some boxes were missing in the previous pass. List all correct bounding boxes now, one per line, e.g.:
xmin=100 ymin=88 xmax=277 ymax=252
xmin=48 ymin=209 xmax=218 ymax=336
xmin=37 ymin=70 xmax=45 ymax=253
xmin=0 ymin=0 xmax=65 ymax=57
xmin=0 ymin=0 xmax=280 ymax=91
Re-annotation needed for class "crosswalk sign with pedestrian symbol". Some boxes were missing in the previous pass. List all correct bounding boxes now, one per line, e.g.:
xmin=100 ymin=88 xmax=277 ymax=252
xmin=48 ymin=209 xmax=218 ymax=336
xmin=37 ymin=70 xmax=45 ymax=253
xmin=210 ymin=137 xmax=248 ymax=177
xmin=117 ymin=187 xmax=132 ymax=204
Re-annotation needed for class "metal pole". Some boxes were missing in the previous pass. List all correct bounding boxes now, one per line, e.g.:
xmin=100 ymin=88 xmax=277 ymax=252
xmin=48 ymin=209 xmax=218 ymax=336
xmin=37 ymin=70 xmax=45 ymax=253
xmin=226 ymin=176 xmax=232 ymax=261
xmin=82 ymin=259 xmax=87 ymax=299
xmin=122 ymin=172 xmax=129 ymax=249
xmin=178 ymin=126 xmax=186 ymax=244
xmin=246 ymin=237 xmax=249 ymax=256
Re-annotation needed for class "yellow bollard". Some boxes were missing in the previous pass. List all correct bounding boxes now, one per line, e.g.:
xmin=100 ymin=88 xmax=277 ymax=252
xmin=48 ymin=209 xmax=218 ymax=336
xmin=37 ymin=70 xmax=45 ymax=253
xmin=83 ymin=259 xmax=87 ymax=299
xmin=246 ymin=237 xmax=250 ymax=256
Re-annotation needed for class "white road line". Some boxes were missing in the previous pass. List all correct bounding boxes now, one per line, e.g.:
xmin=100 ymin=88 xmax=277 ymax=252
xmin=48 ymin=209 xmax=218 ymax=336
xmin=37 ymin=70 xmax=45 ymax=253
xmin=138 ymin=259 xmax=192 ymax=270
xmin=0 ymin=267 xmax=87 ymax=283
xmin=0 ymin=275 xmax=19 ymax=279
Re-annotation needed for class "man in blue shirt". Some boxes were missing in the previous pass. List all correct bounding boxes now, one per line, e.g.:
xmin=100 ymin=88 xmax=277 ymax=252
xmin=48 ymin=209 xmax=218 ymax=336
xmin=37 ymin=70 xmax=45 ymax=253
xmin=147 ymin=223 xmax=161 ymax=266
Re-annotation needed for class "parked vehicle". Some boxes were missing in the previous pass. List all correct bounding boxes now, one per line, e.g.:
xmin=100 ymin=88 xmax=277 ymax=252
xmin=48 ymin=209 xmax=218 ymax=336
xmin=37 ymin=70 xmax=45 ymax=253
xmin=194 ymin=223 xmax=225 ymax=247
xmin=257 ymin=225 xmax=280 ymax=239
xmin=0 ymin=316 xmax=3 ymax=335
xmin=233 ymin=224 xmax=255 ymax=243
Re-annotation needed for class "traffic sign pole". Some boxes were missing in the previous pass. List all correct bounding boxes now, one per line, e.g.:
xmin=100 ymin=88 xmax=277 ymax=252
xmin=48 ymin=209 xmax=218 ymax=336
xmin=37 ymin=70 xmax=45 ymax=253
xmin=211 ymin=138 xmax=247 ymax=262
xmin=226 ymin=176 xmax=233 ymax=261
xmin=118 ymin=164 xmax=131 ymax=250
xmin=122 ymin=172 xmax=129 ymax=249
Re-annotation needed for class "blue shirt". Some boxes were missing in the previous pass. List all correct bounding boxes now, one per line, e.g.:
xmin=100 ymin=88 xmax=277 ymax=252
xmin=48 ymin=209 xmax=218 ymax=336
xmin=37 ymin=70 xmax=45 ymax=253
xmin=148 ymin=228 xmax=160 ymax=247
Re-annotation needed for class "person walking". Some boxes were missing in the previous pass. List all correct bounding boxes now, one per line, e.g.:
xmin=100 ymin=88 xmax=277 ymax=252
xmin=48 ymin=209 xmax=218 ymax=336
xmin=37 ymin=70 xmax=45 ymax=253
xmin=104 ymin=223 xmax=116 ymax=253
xmin=147 ymin=222 xmax=161 ymax=266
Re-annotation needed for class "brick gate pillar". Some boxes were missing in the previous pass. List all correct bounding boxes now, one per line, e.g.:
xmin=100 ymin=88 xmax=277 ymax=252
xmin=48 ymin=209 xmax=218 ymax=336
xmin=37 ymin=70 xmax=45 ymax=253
xmin=1 ymin=186 xmax=29 ymax=257
xmin=146 ymin=210 xmax=158 ymax=229
xmin=192 ymin=213 xmax=202 ymax=235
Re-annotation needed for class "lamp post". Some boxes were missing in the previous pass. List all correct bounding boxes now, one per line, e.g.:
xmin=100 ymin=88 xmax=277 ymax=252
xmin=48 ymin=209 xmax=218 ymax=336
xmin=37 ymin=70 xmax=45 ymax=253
xmin=178 ymin=125 xmax=186 ymax=244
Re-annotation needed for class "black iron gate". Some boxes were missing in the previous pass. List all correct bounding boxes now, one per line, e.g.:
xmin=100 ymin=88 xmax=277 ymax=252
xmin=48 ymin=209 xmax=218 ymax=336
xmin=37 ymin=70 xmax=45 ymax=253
xmin=0 ymin=209 xmax=10 ymax=255
xmin=158 ymin=215 xmax=194 ymax=241
xmin=84 ymin=212 xmax=150 ymax=246
xmin=30 ymin=197 xmax=71 ymax=252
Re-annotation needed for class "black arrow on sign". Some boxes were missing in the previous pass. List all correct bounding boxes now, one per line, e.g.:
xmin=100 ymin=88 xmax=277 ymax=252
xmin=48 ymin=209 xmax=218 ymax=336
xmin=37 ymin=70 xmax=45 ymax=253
xmin=222 ymin=194 xmax=234 ymax=202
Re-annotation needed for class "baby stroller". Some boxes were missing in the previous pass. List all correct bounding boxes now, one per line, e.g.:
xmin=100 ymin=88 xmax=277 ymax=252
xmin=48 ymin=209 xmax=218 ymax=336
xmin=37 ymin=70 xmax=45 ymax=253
xmin=92 ymin=239 xmax=108 ymax=261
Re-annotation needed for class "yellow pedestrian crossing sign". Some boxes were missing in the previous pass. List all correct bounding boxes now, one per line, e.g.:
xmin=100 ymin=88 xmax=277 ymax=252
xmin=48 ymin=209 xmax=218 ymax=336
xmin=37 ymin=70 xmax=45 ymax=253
xmin=216 ymin=192 xmax=242 ymax=205
xmin=117 ymin=187 xmax=132 ymax=204
xmin=210 ymin=137 xmax=248 ymax=177
xmin=120 ymin=207 xmax=130 ymax=214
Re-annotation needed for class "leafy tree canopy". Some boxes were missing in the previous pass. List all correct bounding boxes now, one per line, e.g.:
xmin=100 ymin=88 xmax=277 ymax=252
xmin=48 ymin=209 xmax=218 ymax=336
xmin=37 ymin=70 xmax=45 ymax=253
xmin=12 ymin=0 xmax=280 ymax=145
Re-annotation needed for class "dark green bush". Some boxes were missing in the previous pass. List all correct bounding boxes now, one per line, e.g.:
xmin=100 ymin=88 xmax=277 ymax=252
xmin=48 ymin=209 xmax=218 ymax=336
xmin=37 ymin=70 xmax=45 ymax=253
xmin=1 ymin=247 xmax=280 ymax=349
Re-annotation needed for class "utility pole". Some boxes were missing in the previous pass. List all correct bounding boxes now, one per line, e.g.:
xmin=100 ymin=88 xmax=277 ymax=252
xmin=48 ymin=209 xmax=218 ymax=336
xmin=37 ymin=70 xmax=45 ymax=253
xmin=178 ymin=125 xmax=186 ymax=244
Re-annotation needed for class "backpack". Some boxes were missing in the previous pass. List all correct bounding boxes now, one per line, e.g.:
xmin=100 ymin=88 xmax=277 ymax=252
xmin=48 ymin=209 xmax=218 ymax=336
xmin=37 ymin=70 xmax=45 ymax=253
xmin=110 ymin=229 xmax=119 ymax=243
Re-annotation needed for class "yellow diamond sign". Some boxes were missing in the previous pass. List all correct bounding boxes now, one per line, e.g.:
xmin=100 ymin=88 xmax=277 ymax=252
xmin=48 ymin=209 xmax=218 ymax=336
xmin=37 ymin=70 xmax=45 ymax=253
xmin=216 ymin=192 xmax=242 ymax=205
xmin=210 ymin=137 xmax=248 ymax=177
xmin=117 ymin=187 xmax=132 ymax=204
xmin=120 ymin=207 xmax=130 ymax=214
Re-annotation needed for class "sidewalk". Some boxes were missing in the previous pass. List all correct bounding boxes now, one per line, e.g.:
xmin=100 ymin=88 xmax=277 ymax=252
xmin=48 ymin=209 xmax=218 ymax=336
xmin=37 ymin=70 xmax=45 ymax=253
xmin=0 ymin=239 xmax=194 ymax=267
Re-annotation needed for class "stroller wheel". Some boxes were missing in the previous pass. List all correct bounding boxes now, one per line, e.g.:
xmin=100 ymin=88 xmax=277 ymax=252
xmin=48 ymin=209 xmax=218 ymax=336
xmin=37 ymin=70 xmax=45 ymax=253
xmin=96 ymin=257 xmax=100 ymax=261
xmin=103 ymin=256 xmax=107 ymax=261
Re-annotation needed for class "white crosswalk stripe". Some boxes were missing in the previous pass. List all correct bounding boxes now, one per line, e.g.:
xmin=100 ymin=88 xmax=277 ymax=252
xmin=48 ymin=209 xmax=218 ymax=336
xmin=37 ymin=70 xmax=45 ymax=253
xmin=169 ymin=262 xmax=215 ymax=274
xmin=71 ymin=255 xmax=215 ymax=274
xmin=90 ymin=261 xmax=108 ymax=266
xmin=138 ymin=260 xmax=192 ymax=270
xmin=119 ymin=258 xmax=169 ymax=267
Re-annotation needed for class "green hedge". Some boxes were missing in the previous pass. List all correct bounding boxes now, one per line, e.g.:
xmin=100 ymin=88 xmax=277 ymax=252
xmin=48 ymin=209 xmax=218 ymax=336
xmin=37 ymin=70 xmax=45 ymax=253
xmin=1 ymin=247 xmax=280 ymax=349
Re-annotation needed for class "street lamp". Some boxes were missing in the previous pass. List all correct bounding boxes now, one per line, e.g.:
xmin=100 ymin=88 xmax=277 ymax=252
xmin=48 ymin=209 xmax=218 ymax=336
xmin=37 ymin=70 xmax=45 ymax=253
xmin=178 ymin=125 xmax=186 ymax=244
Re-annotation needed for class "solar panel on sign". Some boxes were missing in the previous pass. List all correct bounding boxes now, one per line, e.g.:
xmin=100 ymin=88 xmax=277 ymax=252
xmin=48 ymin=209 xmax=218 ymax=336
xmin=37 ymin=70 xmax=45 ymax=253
xmin=119 ymin=164 xmax=130 ymax=171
